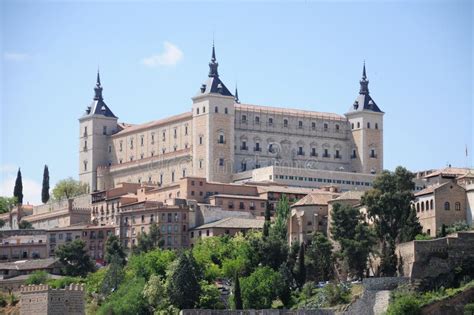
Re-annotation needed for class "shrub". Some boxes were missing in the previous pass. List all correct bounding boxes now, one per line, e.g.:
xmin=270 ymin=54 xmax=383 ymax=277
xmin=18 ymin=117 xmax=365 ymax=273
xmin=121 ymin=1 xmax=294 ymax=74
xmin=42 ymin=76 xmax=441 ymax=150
xmin=386 ymin=294 xmax=421 ymax=315
xmin=0 ymin=294 xmax=7 ymax=307
xmin=25 ymin=270 xmax=49 ymax=285
xmin=464 ymin=303 xmax=474 ymax=315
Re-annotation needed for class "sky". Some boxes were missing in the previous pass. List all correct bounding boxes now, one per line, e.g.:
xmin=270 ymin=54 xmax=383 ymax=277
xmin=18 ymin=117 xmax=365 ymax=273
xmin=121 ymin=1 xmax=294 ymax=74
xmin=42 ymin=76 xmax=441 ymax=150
xmin=1 ymin=0 xmax=473 ymax=205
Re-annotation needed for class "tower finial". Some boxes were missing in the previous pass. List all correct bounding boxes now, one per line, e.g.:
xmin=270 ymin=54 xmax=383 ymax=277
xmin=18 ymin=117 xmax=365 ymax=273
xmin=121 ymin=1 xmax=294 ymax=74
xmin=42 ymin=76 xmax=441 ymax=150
xmin=362 ymin=60 xmax=367 ymax=80
xmin=94 ymin=69 xmax=103 ymax=101
xmin=359 ymin=61 xmax=369 ymax=95
xmin=235 ymin=84 xmax=240 ymax=103
xmin=208 ymin=42 xmax=219 ymax=77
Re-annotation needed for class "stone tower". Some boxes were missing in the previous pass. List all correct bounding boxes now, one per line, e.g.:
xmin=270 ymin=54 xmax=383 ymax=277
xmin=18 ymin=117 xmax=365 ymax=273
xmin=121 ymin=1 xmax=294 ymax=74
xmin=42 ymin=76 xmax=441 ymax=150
xmin=79 ymin=71 xmax=118 ymax=191
xmin=346 ymin=63 xmax=384 ymax=174
xmin=192 ymin=45 xmax=235 ymax=183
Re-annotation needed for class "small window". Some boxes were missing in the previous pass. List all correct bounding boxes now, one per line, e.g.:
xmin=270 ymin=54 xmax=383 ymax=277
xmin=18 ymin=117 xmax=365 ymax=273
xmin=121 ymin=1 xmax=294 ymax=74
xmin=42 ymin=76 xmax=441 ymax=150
xmin=202 ymin=106 xmax=206 ymax=113
xmin=444 ymin=202 xmax=450 ymax=211
xmin=311 ymin=122 xmax=316 ymax=130
xmin=83 ymin=161 xmax=88 ymax=171
xmin=351 ymin=149 xmax=357 ymax=159
xmin=335 ymin=124 xmax=340 ymax=131
xmin=430 ymin=199 xmax=433 ymax=210
xmin=324 ymin=123 xmax=328 ymax=130
xmin=219 ymin=158 xmax=224 ymax=166
xmin=255 ymin=116 xmax=260 ymax=124
xmin=375 ymin=123 xmax=378 ymax=129
xmin=103 ymin=126 xmax=107 ymax=135
xmin=242 ymin=115 xmax=247 ymax=122
xmin=196 ymin=108 xmax=200 ymax=114
xmin=298 ymin=121 xmax=303 ymax=128
xmin=199 ymin=136 xmax=203 ymax=145
xmin=357 ymin=122 xmax=360 ymax=128
xmin=455 ymin=202 xmax=461 ymax=211
xmin=367 ymin=122 xmax=371 ymax=129
xmin=171 ymin=171 xmax=175 ymax=182
xmin=283 ymin=119 xmax=288 ymax=127
xmin=225 ymin=108 xmax=228 ymax=114
xmin=215 ymin=106 xmax=218 ymax=113
xmin=269 ymin=118 xmax=273 ymax=125
xmin=185 ymin=126 xmax=188 ymax=135
xmin=351 ymin=123 xmax=354 ymax=129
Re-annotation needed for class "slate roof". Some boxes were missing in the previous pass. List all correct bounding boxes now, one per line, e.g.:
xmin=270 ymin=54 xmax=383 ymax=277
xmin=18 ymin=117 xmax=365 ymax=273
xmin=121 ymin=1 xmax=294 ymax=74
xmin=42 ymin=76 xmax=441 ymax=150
xmin=196 ymin=45 xmax=233 ymax=97
xmin=347 ymin=63 xmax=383 ymax=113
xmin=83 ymin=71 xmax=117 ymax=118
xmin=330 ymin=190 xmax=365 ymax=202
xmin=414 ymin=182 xmax=449 ymax=197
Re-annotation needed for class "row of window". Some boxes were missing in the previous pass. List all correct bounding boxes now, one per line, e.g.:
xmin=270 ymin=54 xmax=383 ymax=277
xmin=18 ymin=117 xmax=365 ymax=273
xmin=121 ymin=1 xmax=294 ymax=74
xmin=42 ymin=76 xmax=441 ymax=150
xmin=196 ymin=106 xmax=229 ymax=115
xmin=351 ymin=122 xmax=379 ymax=130
xmin=239 ymin=116 xmax=343 ymax=131
xmin=415 ymin=200 xmax=462 ymax=212
xmin=275 ymin=174 xmax=373 ymax=186
xmin=123 ymin=212 xmax=186 ymax=225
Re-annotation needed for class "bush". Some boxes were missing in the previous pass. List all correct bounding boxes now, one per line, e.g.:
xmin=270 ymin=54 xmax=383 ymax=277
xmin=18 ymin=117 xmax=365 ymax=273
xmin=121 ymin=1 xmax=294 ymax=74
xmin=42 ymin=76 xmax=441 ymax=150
xmin=97 ymin=277 xmax=148 ymax=315
xmin=7 ymin=293 xmax=19 ymax=307
xmin=47 ymin=276 xmax=83 ymax=288
xmin=25 ymin=270 xmax=49 ymax=285
xmin=0 ymin=294 xmax=7 ymax=307
xmin=415 ymin=234 xmax=432 ymax=240
xmin=464 ymin=303 xmax=474 ymax=315
xmin=386 ymin=294 xmax=421 ymax=315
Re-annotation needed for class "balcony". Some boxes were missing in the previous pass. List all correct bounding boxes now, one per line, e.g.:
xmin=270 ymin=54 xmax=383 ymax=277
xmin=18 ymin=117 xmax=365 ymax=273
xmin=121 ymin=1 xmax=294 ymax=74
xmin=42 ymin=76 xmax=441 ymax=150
xmin=254 ymin=147 xmax=261 ymax=152
xmin=297 ymin=151 xmax=305 ymax=156
xmin=240 ymin=146 xmax=248 ymax=151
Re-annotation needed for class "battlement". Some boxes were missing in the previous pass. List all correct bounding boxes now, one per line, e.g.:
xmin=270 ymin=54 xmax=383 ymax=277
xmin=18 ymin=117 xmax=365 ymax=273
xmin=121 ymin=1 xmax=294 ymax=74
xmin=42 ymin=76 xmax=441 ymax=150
xmin=20 ymin=283 xmax=85 ymax=315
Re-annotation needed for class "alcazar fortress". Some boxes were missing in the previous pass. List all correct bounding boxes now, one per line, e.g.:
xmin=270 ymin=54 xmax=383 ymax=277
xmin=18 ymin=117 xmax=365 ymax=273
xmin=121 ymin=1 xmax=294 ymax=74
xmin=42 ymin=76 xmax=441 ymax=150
xmin=79 ymin=46 xmax=384 ymax=192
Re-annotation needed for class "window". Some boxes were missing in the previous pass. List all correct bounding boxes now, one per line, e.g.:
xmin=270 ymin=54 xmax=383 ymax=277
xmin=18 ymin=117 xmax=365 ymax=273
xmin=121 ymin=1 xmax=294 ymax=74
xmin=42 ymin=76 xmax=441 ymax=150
xmin=197 ymin=108 xmax=200 ymax=114
xmin=430 ymin=199 xmax=433 ymax=210
xmin=269 ymin=118 xmax=273 ymax=125
xmin=185 ymin=126 xmax=188 ymax=135
xmin=268 ymin=144 xmax=274 ymax=153
xmin=444 ymin=202 xmax=450 ymax=210
xmin=162 ymin=131 xmax=166 ymax=141
xmin=421 ymin=202 xmax=424 ymax=211
xmin=225 ymin=108 xmax=228 ymax=114
xmin=202 ymin=106 xmax=205 ymax=113
xmin=241 ymin=141 xmax=248 ymax=150
xmin=351 ymin=149 xmax=357 ymax=159
xmin=335 ymin=124 xmax=340 ymax=131
xmin=254 ymin=142 xmax=261 ymax=152
xmin=335 ymin=150 xmax=341 ymax=159
xmin=283 ymin=119 xmax=288 ymax=127
xmin=219 ymin=158 xmax=224 ymax=166
xmin=311 ymin=148 xmax=317 ymax=157
xmin=370 ymin=149 xmax=376 ymax=158
xmin=351 ymin=123 xmax=354 ymax=129
xmin=425 ymin=200 xmax=429 ymax=210
xmin=160 ymin=174 xmax=163 ymax=184
xmin=297 ymin=146 xmax=304 ymax=156
xmin=151 ymin=133 xmax=155 ymax=144
xmin=312 ymin=122 xmax=316 ymax=130
xmin=84 ymin=140 xmax=87 ymax=151
xmin=199 ymin=136 xmax=203 ymax=145
xmin=357 ymin=122 xmax=360 ymax=128
xmin=241 ymin=161 xmax=247 ymax=171
xmin=324 ymin=123 xmax=328 ymax=130
xmin=323 ymin=149 xmax=329 ymax=158
xmin=218 ymin=134 xmax=225 ymax=144
xmin=171 ymin=171 xmax=175 ymax=182
xmin=242 ymin=115 xmax=247 ymax=122
xmin=239 ymin=202 xmax=245 ymax=210
xmin=298 ymin=121 xmax=303 ymax=129
xmin=416 ymin=203 xmax=420 ymax=212
xmin=367 ymin=122 xmax=371 ymax=129
xmin=375 ymin=123 xmax=379 ymax=129
xmin=215 ymin=106 xmax=218 ymax=113
xmin=182 ymin=169 xmax=186 ymax=178
xmin=119 ymin=141 xmax=123 ymax=152
xmin=174 ymin=129 xmax=177 ymax=138
xmin=455 ymin=202 xmax=461 ymax=211
xmin=84 ymin=126 xmax=88 ymax=137
xmin=199 ymin=160 xmax=203 ymax=169
xmin=83 ymin=161 xmax=88 ymax=171
xmin=103 ymin=126 xmax=107 ymax=135
xmin=140 ymin=136 xmax=144 ymax=146
xmin=255 ymin=116 xmax=260 ymax=124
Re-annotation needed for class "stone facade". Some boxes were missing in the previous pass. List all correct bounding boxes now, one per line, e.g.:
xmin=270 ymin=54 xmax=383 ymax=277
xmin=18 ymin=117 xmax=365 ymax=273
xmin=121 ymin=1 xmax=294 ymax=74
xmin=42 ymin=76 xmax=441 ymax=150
xmin=20 ymin=284 xmax=85 ymax=315
xmin=0 ymin=230 xmax=47 ymax=261
xmin=79 ymin=47 xmax=383 ymax=192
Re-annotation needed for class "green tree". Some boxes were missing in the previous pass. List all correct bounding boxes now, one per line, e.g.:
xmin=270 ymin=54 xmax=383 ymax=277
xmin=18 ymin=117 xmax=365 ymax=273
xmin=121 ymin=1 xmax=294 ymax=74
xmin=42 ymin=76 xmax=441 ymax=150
xmin=52 ymin=177 xmax=88 ymax=200
xmin=101 ymin=254 xmax=124 ymax=295
xmin=143 ymin=274 xmax=167 ymax=311
xmin=198 ymin=280 xmax=225 ymax=309
xmin=0 ymin=219 xmax=4 ymax=228
xmin=294 ymin=242 xmax=306 ymax=288
xmin=234 ymin=273 xmax=243 ymax=310
xmin=331 ymin=203 xmax=375 ymax=279
xmin=277 ymin=262 xmax=294 ymax=308
xmin=240 ymin=266 xmax=282 ymax=309
xmin=0 ymin=197 xmax=17 ymax=214
xmin=263 ymin=202 xmax=271 ymax=238
xmin=133 ymin=223 xmax=164 ymax=254
xmin=18 ymin=220 xmax=33 ymax=229
xmin=55 ymin=239 xmax=95 ymax=277
xmin=439 ymin=224 xmax=447 ymax=237
xmin=98 ymin=277 xmax=148 ymax=315
xmin=306 ymin=232 xmax=333 ymax=282
xmin=362 ymin=166 xmax=421 ymax=276
xmin=25 ymin=270 xmax=49 ymax=285
xmin=270 ymin=194 xmax=290 ymax=241
xmin=166 ymin=251 xmax=201 ymax=309
xmin=13 ymin=168 xmax=23 ymax=205
xmin=105 ymin=235 xmax=126 ymax=266
xmin=257 ymin=234 xmax=289 ymax=270
xmin=41 ymin=165 xmax=50 ymax=204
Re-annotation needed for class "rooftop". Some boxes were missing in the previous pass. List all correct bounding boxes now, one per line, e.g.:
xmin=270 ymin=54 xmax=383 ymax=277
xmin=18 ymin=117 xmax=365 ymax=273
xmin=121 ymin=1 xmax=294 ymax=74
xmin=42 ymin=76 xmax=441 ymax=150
xmin=193 ymin=217 xmax=265 ymax=230
xmin=292 ymin=191 xmax=340 ymax=207
xmin=330 ymin=190 xmax=365 ymax=202
xmin=0 ymin=258 xmax=59 ymax=271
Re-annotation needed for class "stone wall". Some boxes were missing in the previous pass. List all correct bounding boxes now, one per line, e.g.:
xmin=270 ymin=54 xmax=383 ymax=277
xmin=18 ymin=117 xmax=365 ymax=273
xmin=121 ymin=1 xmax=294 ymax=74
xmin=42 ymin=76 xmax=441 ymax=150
xmin=181 ymin=310 xmax=335 ymax=315
xmin=20 ymin=284 xmax=85 ymax=315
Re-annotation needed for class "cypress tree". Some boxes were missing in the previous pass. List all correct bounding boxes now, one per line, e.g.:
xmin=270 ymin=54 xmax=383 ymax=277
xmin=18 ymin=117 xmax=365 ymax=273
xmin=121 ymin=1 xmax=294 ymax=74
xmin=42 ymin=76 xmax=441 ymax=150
xmin=294 ymin=242 xmax=306 ymax=288
xmin=13 ymin=168 xmax=23 ymax=205
xmin=41 ymin=165 xmax=50 ymax=204
xmin=263 ymin=202 xmax=271 ymax=238
xmin=234 ymin=273 xmax=243 ymax=310
xmin=166 ymin=252 xmax=201 ymax=309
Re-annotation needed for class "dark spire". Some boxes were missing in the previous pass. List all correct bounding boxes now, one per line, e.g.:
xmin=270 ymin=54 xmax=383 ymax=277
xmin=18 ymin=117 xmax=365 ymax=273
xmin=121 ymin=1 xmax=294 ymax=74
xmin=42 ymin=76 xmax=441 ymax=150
xmin=208 ymin=42 xmax=219 ymax=78
xmin=235 ymin=85 xmax=240 ymax=103
xmin=359 ymin=61 xmax=369 ymax=95
xmin=94 ymin=69 xmax=103 ymax=101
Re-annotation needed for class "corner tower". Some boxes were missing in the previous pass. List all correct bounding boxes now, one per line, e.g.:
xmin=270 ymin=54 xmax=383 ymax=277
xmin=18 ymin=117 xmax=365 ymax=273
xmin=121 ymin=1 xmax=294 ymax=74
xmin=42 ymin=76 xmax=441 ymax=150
xmin=79 ymin=71 xmax=118 ymax=191
xmin=345 ymin=63 xmax=384 ymax=174
xmin=192 ymin=45 xmax=235 ymax=183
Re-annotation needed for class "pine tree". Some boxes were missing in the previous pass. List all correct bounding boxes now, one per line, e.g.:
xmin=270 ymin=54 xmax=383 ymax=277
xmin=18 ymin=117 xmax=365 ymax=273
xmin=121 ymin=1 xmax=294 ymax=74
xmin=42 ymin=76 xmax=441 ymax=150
xmin=234 ymin=273 xmax=243 ymax=310
xmin=166 ymin=252 xmax=201 ymax=309
xmin=13 ymin=168 xmax=23 ymax=205
xmin=41 ymin=165 xmax=50 ymax=204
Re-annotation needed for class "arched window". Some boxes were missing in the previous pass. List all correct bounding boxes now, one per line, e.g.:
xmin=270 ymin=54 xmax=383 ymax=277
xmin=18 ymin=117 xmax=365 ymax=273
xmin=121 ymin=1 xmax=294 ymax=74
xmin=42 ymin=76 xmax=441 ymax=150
xmin=351 ymin=123 xmax=354 ymax=129
xmin=196 ymin=108 xmax=199 ymax=114
xmin=367 ymin=122 xmax=371 ymax=129
xmin=324 ymin=123 xmax=328 ymax=130
xmin=455 ymin=202 xmax=461 ymax=211
xmin=444 ymin=202 xmax=450 ymax=210
xmin=375 ymin=123 xmax=379 ymax=129
xmin=242 ymin=115 xmax=247 ymax=122
xmin=298 ymin=121 xmax=303 ymax=128
xmin=425 ymin=200 xmax=429 ymax=210
xmin=202 ymin=106 xmax=206 ymax=113
xmin=283 ymin=119 xmax=288 ymax=127
xmin=430 ymin=199 xmax=433 ymax=210
xmin=416 ymin=203 xmax=420 ymax=212
xmin=214 ymin=106 xmax=218 ymax=113
xmin=421 ymin=202 xmax=424 ymax=211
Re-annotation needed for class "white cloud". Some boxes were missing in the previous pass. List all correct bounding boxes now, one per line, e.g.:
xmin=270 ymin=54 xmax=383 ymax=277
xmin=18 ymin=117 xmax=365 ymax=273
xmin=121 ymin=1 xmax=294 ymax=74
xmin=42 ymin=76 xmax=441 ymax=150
xmin=0 ymin=165 xmax=42 ymax=205
xmin=142 ymin=42 xmax=183 ymax=67
xmin=3 ymin=52 xmax=30 ymax=61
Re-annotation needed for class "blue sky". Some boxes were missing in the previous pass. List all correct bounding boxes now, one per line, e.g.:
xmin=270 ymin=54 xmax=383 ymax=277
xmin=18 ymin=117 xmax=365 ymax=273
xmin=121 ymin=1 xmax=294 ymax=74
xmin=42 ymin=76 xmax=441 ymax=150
xmin=1 ymin=0 xmax=472 ymax=204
